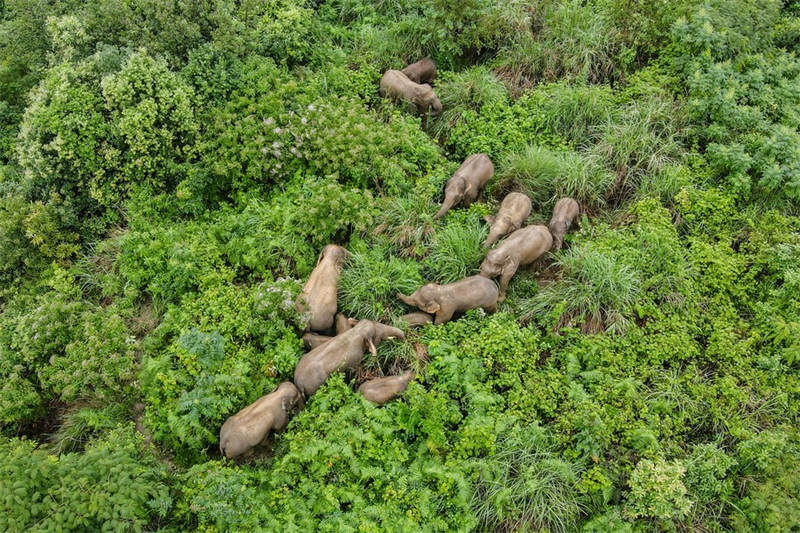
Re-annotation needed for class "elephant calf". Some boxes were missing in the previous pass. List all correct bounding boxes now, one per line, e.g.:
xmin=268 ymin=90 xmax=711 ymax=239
xmin=400 ymin=311 xmax=433 ymax=327
xmin=484 ymin=192 xmax=532 ymax=247
xmin=402 ymin=58 xmax=436 ymax=85
xmin=548 ymin=197 xmax=580 ymax=250
xmin=296 ymin=245 xmax=350 ymax=333
xmin=303 ymin=332 xmax=332 ymax=350
xmin=479 ymin=225 xmax=552 ymax=301
xmin=434 ymin=154 xmax=494 ymax=220
xmin=379 ymin=69 xmax=442 ymax=116
xmin=398 ymin=275 xmax=498 ymax=325
xmin=219 ymin=382 xmax=303 ymax=459
xmin=294 ymin=320 xmax=405 ymax=398
xmin=359 ymin=371 xmax=415 ymax=405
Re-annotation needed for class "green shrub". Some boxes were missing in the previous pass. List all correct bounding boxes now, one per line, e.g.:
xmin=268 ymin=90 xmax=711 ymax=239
xmin=0 ymin=427 xmax=171 ymax=532
xmin=625 ymin=457 xmax=692 ymax=522
xmin=140 ymin=277 xmax=303 ymax=463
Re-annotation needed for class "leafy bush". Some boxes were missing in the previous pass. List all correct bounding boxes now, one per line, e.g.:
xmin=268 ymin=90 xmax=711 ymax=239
xmin=625 ymin=458 xmax=692 ymax=522
xmin=140 ymin=278 xmax=303 ymax=463
xmin=0 ymin=427 xmax=171 ymax=531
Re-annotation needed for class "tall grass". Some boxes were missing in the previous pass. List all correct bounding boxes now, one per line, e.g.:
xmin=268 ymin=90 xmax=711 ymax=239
xmin=423 ymin=211 xmax=487 ymax=283
xmin=493 ymin=0 xmax=623 ymax=88
xmin=471 ymin=424 xmax=584 ymax=533
xmin=496 ymin=145 xmax=614 ymax=209
xmin=589 ymin=94 xmax=685 ymax=198
xmin=522 ymin=243 xmax=641 ymax=333
xmin=430 ymin=67 xmax=509 ymax=139
xmin=338 ymin=241 xmax=424 ymax=320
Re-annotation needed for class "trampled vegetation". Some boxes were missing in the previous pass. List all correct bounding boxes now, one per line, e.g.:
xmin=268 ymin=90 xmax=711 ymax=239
xmin=1 ymin=0 xmax=799 ymax=531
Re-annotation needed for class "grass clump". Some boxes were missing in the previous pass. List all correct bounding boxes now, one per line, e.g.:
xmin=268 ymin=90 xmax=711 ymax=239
xmin=523 ymin=243 xmax=641 ymax=333
xmin=423 ymin=209 xmax=488 ymax=283
xmin=497 ymin=145 xmax=614 ymax=209
xmin=338 ymin=241 xmax=424 ymax=320
xmin=471 ymin=424 xmax=584 ymax=533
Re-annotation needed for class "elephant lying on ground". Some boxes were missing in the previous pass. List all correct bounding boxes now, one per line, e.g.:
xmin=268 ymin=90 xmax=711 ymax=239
xmin=479 ymin=225 xmax=552 ymax=301
xmin=398 ymin=275 xmax=498 ymax=325
xmin=336 ymin=313 xmax=358 ymax=334
xmin=359 ymin=371 xmax=415 ymax=405
xmin=400 ymin=311 xmax=433 ymax=327
xmin=219 ymin=382 xmax=303 ymax=459
xmin=379 ymin=70 xmax=442 ymax=116
xmin=548 ymin=197 xmax=580 ymax=250
xmin=294 ymin=320 xmax=405 ymax=398
xmin=296 ymin=245 xmax=350 ymax=332
xmin=303 ymin=332 xmax=332 ymax=350
xmin=402 ymin=58 xmax=436 ymax=84
xmin=434 ymin=154 xmax=494 ymax=220
xmin=484 ymin=192 xmax=532 ymax=247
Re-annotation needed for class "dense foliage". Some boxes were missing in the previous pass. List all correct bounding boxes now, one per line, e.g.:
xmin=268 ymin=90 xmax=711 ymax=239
xmin=1 ymin=0 xmax=798 ymax=531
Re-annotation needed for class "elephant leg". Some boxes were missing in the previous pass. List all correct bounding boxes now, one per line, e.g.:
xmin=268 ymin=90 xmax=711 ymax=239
xmin=434 ymin=306 xmax=455 ymax=325
xmin=498 ymin=266 xmax=517 ymax=302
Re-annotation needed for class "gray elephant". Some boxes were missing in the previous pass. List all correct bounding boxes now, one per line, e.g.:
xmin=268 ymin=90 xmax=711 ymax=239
xmin=358 ymin=371 xmax=415 ymax=405
xmin=434 ymin=154 xmax=494 ymax=220
xmin=336 ymin=313 xmax=359 ymax=335
xmin=548 ymin=197 xmax=580 ymax=250
xmin=379 ymin=69 xmax=442 ymax=116
xmin=294 ymin=320 xmax=405 ymax=398
xmin=402 ymin=58 xmax=436 ymax=85
xmin=397 ymin=275 xmax=498 ymax=325
xmin=479 ymin=225 xmax=552 ymax=301
xmin=219 ymin=382 xmax=303 ymax=459
xmin=296 ymin=245 xmax=350 ymax=332
xmin=302 ymin=332 xmax=332 ymax=350
xmin=484 ymin=192 xmax=532 ymax=247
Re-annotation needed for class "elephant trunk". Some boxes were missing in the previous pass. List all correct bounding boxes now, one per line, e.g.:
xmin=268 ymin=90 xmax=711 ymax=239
xmin=483 ymin=228 xmax=501 ymax=247
xmin=397 ymin=292 xmax=415 ymax=306
xmin=433 ymin=195 xmax=457 ymax=220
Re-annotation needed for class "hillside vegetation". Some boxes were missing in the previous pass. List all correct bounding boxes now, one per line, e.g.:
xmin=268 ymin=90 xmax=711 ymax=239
xmin=1 ymin=0 xmax=799 ymax=531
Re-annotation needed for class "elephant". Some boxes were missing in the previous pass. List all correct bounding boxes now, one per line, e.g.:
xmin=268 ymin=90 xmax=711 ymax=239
xmin=302 ymin=332 xmax=332 ymax=350
xmin=379 ymin=69 xmax=442 ymax=116
xmin=548 ymin=197 xmax=580 ymax=250
xmin=400 ymin=311 xmax=433 ymax=327
xmin=336 ymin=313 xmax=359 ymax=335
xmin=402 ymin=58 xmax=436 ymax=85
xmin=397 ymin=275 xmax=499 ymax=325
xmin=296 ymin=245 xmax=350 ymax=332
xmin=294 ymin=320 xmax=405 ymax=398
xmin=219 ymin=382 xmax=303 ymax=459
xmin=358 ymin=371 xmax=415 ymax=405
xmin=434 ymin=154 xmax=494 ymax=220
xmin=479 ymin=225 xmax=552 ymax=301
xmin=483 ymin=192 xmax=532 ymax=247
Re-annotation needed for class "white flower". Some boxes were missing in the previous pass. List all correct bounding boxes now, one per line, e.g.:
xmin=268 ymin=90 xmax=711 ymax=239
xmin=264 ymin=117 xmax=275 ymax=126
xmin=273 ymin=127 xmax=282 ymax=134
xmin=272 ymin=141 xmax=281 ymax=149
xmin=301 ymin=117 xmax=307 ymax=125
xmin=308 ymin=104 xmax=316 ymax=111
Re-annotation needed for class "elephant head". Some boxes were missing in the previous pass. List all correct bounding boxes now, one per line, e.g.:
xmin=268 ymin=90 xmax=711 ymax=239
xmin=318 ymin=244 xmax=350 ymax=266
xmin=361 ymin=321 xmax=405 ymax=356
xmin=413 ymin=84 xmax=442 ymax=116
xmin=433 ymin=179 xmax=465 ymax=220
xmin=479 ymin=248 xmax=509 ymax=278
xmin=397 ymin=284 xmax=441 ymax=314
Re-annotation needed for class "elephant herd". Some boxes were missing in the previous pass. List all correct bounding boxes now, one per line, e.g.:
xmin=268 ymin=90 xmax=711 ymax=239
xmin=218 ymin=59 xmax=581 ymax=460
